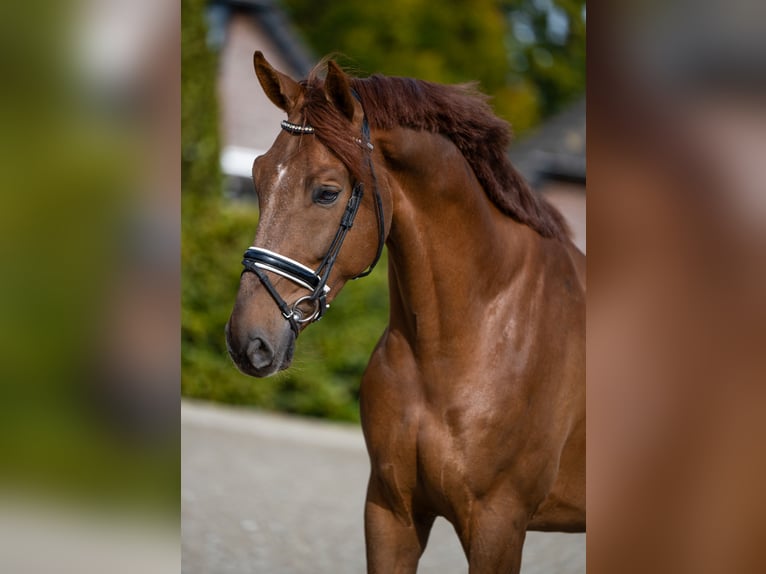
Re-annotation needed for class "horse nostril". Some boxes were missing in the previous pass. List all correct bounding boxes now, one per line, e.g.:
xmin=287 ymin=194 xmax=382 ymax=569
xmin=247 ymin=337 xmax=274 ymax=370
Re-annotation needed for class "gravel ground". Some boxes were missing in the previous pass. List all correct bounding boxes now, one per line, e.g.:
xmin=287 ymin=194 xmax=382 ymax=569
xmin=182 ymin=400 xmax=585 ymax=574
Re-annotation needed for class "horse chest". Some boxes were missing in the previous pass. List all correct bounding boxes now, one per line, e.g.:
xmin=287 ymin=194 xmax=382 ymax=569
xmin=366 ymin=384 xmax=514 ymax=515
xmin=363 ymin=335 xmax=531 ymax=514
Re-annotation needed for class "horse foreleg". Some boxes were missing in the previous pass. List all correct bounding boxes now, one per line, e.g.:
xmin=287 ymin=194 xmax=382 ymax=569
xmin=364 ymin=476 xmax=434 ymax=574
xmin=457 ymin=496 xmax=530 ymax=574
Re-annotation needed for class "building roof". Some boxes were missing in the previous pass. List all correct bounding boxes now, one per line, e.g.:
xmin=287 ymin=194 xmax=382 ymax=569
xmin=213 ymin=0 xmax=314 ymax=77
xmin=508 ymin=97 xmax=586 ymax=188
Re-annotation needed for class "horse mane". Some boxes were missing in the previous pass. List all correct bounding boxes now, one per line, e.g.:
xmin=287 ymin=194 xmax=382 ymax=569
xmin=299 ymin=64 xmax=569 ymax=241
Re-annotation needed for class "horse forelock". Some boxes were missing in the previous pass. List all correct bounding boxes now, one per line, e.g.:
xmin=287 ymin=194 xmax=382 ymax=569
xmin=297 ymin=62 xmax=569 ymax=242
xmin=296 ymin=74 xmax=368 ymax=186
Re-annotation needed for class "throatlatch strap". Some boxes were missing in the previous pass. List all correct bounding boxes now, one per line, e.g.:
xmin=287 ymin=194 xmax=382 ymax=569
xmin=349 ymin=88 xmax=385 ymax=280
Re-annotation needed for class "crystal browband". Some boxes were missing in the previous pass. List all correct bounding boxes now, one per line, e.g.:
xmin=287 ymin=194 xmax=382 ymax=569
xmin=280 ymin=119 xmax=374 ymax=150
xmin=280 ymin=120 xmax=315 ymax=134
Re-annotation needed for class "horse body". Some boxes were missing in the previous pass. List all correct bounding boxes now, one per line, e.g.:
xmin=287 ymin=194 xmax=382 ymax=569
xmin=226 ymin=53 xmax=585 ymax=573
xmin=360 ymin=128 xmax=585 ymax=571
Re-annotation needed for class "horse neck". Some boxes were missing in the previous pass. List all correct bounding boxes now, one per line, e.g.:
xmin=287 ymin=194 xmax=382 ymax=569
xmin=377 ymin=128 xmax=544 ymax=355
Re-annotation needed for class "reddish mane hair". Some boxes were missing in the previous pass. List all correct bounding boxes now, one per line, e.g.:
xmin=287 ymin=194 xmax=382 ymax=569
xmin=299 ymin=64 xmax=569 ymax=241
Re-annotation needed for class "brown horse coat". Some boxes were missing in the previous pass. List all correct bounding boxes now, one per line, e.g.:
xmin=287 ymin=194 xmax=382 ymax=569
xmin=226 ymin=53 xmax=585 ymax=573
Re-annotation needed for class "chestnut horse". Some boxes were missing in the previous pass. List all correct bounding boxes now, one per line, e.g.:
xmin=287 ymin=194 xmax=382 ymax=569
xmin=226 ymin=52 xmax=585 ymax=573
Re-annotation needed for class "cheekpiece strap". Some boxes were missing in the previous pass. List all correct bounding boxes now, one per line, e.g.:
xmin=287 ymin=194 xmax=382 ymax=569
xmin=280 ymin=120 xmax=315 ymax=134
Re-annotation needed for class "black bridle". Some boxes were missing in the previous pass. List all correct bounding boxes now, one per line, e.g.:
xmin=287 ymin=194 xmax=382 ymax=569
xmin=241 ymin=99 xmax=385 ymax=336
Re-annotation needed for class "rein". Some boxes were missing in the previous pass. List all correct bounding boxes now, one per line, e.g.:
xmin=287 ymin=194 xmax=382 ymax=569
xmin=241 ymin=96 xmax=385 ymax=336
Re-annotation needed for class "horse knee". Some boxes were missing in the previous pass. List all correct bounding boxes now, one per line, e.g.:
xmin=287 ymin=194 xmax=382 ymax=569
xmin=457 ymin=499 xmax=530 ymax=574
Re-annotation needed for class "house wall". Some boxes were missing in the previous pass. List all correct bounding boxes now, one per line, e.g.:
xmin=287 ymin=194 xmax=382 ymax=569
xmin=217 ymin=12 xmax=302 ymax=179
xmin=540 ymin=182 xmax=586 ymax=253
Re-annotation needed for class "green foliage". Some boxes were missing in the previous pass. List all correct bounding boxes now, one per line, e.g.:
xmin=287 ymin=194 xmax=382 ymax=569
xmin=286 ymin=0 xmax=508 ymax=89
xmin=182 ymin=0 xmax=221 ymax=200
xmin=501 ymin=0 xmax=586 ymax=117
xmin=282 ymin=0 xmax=586 ymax=135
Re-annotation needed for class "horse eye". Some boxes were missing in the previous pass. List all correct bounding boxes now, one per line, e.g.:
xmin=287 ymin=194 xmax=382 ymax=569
xmin=313 ymin=187 xmax=341 ymax=205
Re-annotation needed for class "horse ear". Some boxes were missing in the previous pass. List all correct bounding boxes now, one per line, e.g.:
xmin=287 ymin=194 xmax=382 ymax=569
xmin=324 ymin=60 xmax=355 ymax=121
xmin=253 ymin=51 xmax=301 ymax=113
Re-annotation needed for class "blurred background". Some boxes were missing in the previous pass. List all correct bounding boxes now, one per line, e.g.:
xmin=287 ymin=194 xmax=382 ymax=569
xmin=0 ymin=0 xmax=179 ymax=572
xmin=587 ymin=1 xmax=766 ymax=572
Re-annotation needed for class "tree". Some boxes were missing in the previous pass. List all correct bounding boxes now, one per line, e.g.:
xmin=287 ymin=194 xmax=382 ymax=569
xmin=500 ymin=0 xmax=586 ymax=118
xmin=282 ymin=0 xmax=585 ymax=135
xmin=182 ymin=0 xmax=221 ymax=201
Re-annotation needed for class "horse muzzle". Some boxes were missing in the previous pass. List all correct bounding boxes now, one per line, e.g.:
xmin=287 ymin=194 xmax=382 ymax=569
xmin=225 ymin=319 xmax=296 ymax=378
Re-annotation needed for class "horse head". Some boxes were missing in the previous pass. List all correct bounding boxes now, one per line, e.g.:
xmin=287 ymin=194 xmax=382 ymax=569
xmin=226 ymin=52 xmax=391 ymax=377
